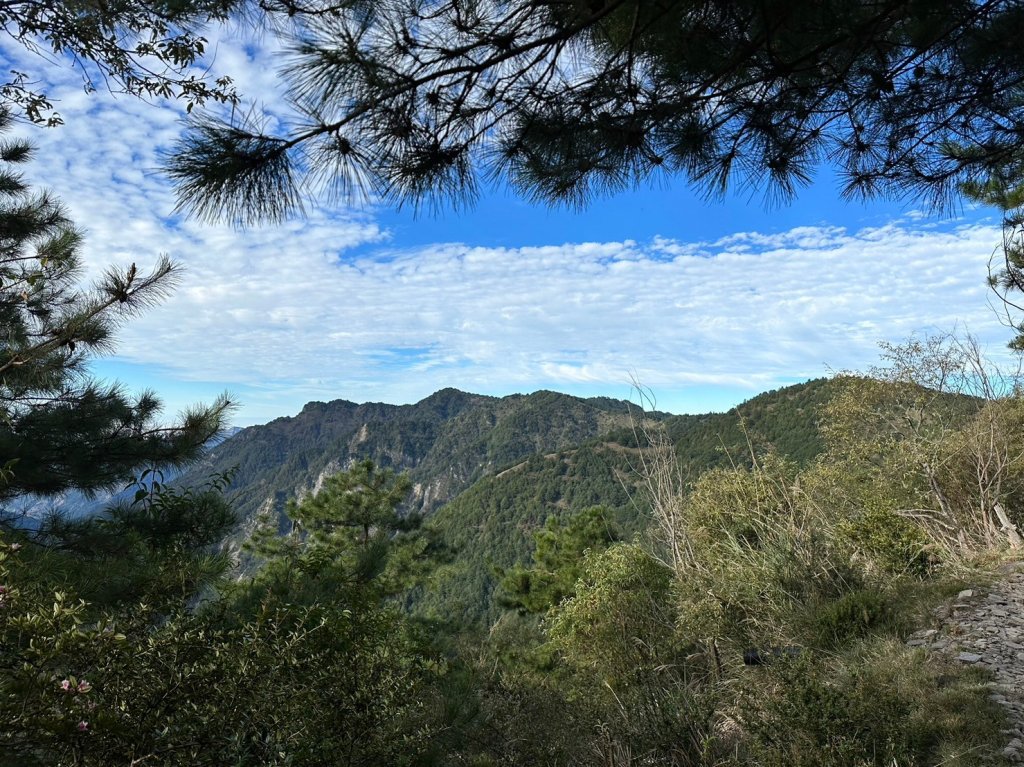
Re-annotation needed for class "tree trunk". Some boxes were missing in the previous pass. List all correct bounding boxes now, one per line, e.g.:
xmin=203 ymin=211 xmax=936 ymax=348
xmin=993 ymin=502 xmax=1024 ymax=549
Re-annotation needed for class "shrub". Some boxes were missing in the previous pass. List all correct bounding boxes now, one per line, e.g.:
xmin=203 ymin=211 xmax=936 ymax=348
xmin=741 ymin=641 xmax=1008 ymax=767
xmin=546 ymin=543 xmax=719 ymax=767
xmin=663 ymin=454 xmax=866 ymax=652
xmin=810 ymin=587 xmax=898 ymax=648
xmin=839 ymin=505 xmax=934 ymax=576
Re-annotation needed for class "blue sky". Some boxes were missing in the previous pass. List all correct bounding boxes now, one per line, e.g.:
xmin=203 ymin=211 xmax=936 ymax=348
xmin=1 ymin=26 xmax=1015 ymax=426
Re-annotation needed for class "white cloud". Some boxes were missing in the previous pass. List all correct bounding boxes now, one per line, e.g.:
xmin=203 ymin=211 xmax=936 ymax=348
xmin=110 ymin=220 xmax=1006 ymax=403
xmin=0 ymin=28 xmax=1015 ymax=424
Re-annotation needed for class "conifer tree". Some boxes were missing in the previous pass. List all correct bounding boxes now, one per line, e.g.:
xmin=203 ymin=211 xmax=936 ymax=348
xmin=0 ymin=108 xmax=232 ymax=509
xmin=497 ymin=506 xmax=620 ymax=614
xmin=238 ymin=459 xmax=426 ymax=608
xmin=167 ymin=0 xmax=1024 ymax=224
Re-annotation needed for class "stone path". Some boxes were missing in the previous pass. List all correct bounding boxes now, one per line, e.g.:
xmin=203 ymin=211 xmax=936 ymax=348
xmin=906 ymin=563 xmax=1024 ymax=764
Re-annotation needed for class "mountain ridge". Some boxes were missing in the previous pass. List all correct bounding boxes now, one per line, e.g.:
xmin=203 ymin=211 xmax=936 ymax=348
xmin=182 ymin=387 xmax=674 ymax=530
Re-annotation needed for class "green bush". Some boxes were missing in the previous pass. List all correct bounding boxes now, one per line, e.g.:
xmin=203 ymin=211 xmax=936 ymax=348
xmin=810 ymin=587 xmax=898 ymax=648
xmin=547 ymin=543 xmax=676 ymax=676
xmin=668 ymin=455 xmax=868 ymax=652
xmin=546 ymin=543 xmax=720 ymax=767
xmin=840 ymin=505 xmax=934 ymax=576
xmin=742 ymin=641 xmax=1008 ymax=767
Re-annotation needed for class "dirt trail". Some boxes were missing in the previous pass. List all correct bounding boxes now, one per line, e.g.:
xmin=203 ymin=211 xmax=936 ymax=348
xmin=907 ymin=563 xmax=1024 ymax=763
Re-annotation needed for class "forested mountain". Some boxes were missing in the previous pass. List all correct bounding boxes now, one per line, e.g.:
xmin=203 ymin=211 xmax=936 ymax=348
xmin=182 ymin=380 xmax=833 ymax=534
xmin=177 ymin=387 xmax=670 ymax=533
xmin=12 ymin=380 xmax=833 ymax=547
xmin=416 ymin=378 xmax=836 ymax=625
xmin=170 ymin=379 xmax=836 ymax=624
xmin=666 ymin=376 xmax=835 ymax=470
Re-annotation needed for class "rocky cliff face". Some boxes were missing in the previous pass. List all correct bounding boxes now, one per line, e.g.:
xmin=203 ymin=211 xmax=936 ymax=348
xmin=176 ymin=388 xmax=664 ymax=531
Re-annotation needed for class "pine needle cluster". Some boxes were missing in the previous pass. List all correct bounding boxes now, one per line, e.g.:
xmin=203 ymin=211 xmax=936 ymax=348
xmin=163 ymin=0 xmax=1024 ymax=223
xmin=0 ymin=108 xmax=232 ymax=507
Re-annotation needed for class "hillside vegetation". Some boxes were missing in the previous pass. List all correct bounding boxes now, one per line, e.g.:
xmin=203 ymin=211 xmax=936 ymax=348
xmin=171 ymin=378 xmax=837 ymax=624
xmin=178 ymin=387 xmax=670 ymax=529
xmin=6 ymin=335 xmax=1024 ymax=766
xmin=417 ymin=378 xmax=839 ymax=626
xmin=666 ymin=376 xmax=835 ymax=469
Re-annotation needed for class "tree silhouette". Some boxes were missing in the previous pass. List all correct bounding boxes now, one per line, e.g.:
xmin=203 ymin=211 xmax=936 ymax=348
xmin=0 ymin=108 xmax=232 ymax=506
xmin=166 ymin=0 xmax=1024 ymax=224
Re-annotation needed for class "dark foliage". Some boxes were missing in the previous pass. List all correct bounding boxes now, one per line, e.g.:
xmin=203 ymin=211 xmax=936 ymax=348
xmin=0 ymin=0 xmax=239 ymax=125
xmin=0 ymin=109 xmax=231 ymax=509
xmin=166 ymin=0 xmax=1024 ymax=224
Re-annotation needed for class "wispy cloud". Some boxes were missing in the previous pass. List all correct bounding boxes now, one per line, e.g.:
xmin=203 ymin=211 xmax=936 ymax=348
xmin=117 ymin=220 xmax=1006 ymax=412
xmin=1 ymin=30 xmax=1013 ymax=425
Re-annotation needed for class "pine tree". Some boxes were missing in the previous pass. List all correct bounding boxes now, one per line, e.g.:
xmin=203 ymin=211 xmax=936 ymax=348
xmin=960 ymin=169 xmax=1024 ymax=348
xmin=0 ymin=108 xmax=232 ymax=510
xmin=497 ymin=506 xmax=620 ymax=614
xmin=167 ymin=0 xmax=1024 ymax=224
xmin=237 ymin=459 xmax=428 ymax=609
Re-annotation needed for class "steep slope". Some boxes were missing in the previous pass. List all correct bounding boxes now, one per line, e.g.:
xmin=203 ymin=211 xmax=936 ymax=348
xmin=178 ymin=388 xmax=669 ymax=528
xmin=419 ymin=439 xmax=650 ymax=627
xmin=417 ymin=379 xmax=839 ymax=627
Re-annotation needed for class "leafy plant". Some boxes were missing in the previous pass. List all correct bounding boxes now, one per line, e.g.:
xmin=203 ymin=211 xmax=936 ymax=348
xmin=742 ymin=642 xmax=1008 ymax=767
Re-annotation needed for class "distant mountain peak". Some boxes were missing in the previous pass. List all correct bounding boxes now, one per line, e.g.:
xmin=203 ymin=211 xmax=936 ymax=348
xmin=414 ymin=387 xmax=487 ymax=418
xmin=418 ymin=386 xmax=473 ymax=400
xmin=298 ymin=398 xmax=358 ymax=415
